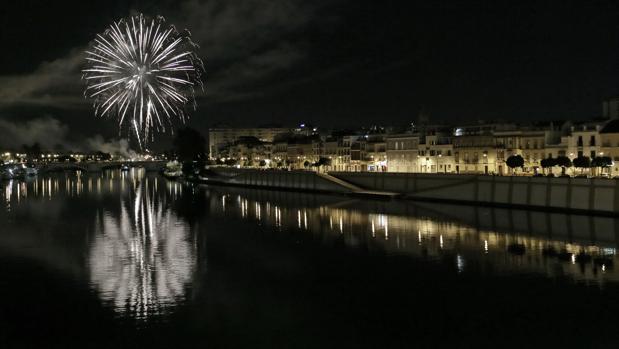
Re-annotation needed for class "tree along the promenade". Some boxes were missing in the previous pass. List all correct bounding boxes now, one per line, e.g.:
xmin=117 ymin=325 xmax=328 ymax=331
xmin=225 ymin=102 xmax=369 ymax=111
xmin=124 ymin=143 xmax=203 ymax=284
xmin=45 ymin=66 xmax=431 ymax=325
xmin=173 ymin=127 xmax=207 ymax=162
xmin=22 ymin=142 xmax=42 ymax=160
xmin=572 ymin=156 xmax=591 ymax=174
xmin=554 ymin=156 xmax=572 ymax=175
xmin=173 ymin=127 xmax=207 ymax=176
xmin=540 ymin=157 xmax=557 ymax=174
xmin=506 ymin=155 xmax=525 ymax=174
xmin=94 ymin=151 xmax=112 ymax=161
xmin=313 ymin=157 xmax=332 ymax=170
xmin=591 ymin=156 xmax=612 ymax=176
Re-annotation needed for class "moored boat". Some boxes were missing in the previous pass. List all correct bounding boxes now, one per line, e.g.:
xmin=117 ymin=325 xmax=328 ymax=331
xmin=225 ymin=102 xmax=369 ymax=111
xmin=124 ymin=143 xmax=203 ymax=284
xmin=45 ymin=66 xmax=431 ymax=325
xmin=162 ymin=161 xmax=183 ymax=179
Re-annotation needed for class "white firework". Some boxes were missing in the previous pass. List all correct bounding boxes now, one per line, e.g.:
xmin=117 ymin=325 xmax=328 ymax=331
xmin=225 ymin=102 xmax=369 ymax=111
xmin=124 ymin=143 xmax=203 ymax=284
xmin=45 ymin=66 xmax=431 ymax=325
xmin=82 ymin=14 xmax=205 ymax=146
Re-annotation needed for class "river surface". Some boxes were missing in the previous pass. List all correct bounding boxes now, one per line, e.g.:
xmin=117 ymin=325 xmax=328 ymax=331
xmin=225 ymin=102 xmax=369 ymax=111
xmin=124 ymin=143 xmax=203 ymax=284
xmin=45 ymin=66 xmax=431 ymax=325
xmin=1 ymin=170 xmax=619 ymax=348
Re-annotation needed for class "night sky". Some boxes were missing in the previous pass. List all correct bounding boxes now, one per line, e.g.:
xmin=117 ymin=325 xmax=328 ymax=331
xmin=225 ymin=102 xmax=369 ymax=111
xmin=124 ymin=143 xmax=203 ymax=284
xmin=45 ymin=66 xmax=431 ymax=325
xmin=1 ymin=0 xmax=619 ymax=150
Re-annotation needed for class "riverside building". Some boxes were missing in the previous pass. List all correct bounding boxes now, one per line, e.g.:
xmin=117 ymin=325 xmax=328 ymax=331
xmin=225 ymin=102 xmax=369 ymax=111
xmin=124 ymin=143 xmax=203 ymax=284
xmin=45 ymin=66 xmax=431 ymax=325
xmin=208 ymin=117 xmax=619 ymax=177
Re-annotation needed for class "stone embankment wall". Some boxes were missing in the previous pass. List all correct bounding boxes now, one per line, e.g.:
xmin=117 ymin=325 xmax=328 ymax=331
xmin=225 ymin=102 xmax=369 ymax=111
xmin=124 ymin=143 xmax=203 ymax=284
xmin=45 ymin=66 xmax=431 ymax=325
xmin=209 ymin=168 xmax=358 ymax=193
xmin=331 ymin=172 xmax=619 ymax=215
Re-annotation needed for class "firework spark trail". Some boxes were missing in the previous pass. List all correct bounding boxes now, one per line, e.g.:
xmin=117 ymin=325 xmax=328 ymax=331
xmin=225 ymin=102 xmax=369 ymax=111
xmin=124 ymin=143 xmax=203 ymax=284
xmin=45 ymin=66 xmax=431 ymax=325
xmin=82 ymin=14 xmax=205 ymax=147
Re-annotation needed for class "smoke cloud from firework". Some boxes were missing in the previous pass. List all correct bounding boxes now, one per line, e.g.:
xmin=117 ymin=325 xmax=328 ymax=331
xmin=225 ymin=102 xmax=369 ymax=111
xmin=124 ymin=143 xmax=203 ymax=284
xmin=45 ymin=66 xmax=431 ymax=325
xmin=0 ymin=117 xmax=139 ymax=158
xmin=0 ymin=117 xmax=69 ymax=150
xmin=86 ymin=136 xmax=138 ymax=159
xmin=82 ymin=14 xmax=205 ymax=146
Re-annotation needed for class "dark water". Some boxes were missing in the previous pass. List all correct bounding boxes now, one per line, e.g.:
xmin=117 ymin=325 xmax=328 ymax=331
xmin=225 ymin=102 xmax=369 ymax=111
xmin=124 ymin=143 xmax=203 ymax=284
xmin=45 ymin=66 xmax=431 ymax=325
xmin=1 ymin=170 xmax=619 ymax=348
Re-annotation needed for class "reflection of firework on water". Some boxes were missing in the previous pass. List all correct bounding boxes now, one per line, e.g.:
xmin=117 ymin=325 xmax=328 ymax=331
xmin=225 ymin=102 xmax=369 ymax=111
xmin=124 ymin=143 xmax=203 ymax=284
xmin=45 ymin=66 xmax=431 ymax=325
xmin=82 ymin=14 xmax=205 ymax=146
xmin=89 ymin=179 xmax=196 ymax=319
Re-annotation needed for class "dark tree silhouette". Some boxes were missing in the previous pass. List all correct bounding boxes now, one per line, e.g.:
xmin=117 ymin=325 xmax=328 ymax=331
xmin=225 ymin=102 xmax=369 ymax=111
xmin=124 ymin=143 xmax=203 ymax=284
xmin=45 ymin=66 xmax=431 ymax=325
xmin=58 ymin=155 xmax=77 ymax=163
xmin=555 ymin=156 xmax=572 ymax=168
xmin=22 ymin=143 xmax=42 ymax=160
xmin=94 ymin=151 xmax=112 ymax=161
xmin=540 ymin=157 xmax=556 ymax=173
xmin=173 ymin=127 xmax=206 ymax=162
xmin=572 ymin=156 xmax=591 ymax=174
xmin=506 ymin=155 xmax=524 ymax=173
xmin=591 ymin=156 xmax=612 ymax=176
xmin=540 ymin=157 xmax=556 ymax=168
xmin=591 ymin=156 xmax=612 ymax=168
xmin=554 ymin=156 xmax=572 ymax=175
xmin=313 ymin=157 xmax=332 ymax=167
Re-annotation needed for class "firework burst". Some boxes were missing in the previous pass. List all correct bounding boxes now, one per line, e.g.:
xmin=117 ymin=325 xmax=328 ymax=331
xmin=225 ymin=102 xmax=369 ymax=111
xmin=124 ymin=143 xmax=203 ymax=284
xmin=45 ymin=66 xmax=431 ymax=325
xmin=82 ymin=14 xmax=205 ymax=146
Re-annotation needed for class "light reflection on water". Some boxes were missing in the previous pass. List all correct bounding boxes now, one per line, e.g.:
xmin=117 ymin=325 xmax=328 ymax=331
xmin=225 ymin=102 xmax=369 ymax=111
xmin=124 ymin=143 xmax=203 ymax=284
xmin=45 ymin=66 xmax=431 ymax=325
xmin=89 ymin=177 xmax=196 ymax=320
xmin=212 ymin=188 xmax=619 ymax=286
xmin=0 ymin=170 xmax=196 ymax=320
xmin=1 ymin=169 xmax=619 ymax=323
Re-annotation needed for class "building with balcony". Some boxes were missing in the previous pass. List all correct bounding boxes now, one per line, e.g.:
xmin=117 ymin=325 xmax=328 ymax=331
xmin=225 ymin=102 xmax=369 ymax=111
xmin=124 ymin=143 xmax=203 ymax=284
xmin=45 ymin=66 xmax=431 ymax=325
xmin=452 ymin=134 xmax=497 ymax=174
xmin=366 ymin=138 xmax=387 ymax=172
xmin=417 ymin=132 xmax=454 ymax=173
xmin=567 ymin=122 xmax=603 ymax=160
xmin=286 ymin=137 xmax=321 ymax=169
xmin=599 ymin=119 xmax=619 ymax=175
xmin=386 ymin=134 xmax=419 ymax=173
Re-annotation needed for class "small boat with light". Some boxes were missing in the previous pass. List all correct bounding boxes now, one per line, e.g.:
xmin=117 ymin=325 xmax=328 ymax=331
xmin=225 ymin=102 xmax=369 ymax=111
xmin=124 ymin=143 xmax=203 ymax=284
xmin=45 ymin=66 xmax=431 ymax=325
xmin=162 ymin=161 xmax=183 ymax=179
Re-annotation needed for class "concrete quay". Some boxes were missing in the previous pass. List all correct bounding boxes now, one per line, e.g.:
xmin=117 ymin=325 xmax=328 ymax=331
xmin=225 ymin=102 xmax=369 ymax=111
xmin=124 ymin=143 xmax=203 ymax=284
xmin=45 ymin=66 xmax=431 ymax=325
xmin=195 ymin=168 xmax=619 ymax=215
xmin=331 ymin=172 xmax=619 ymax=216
